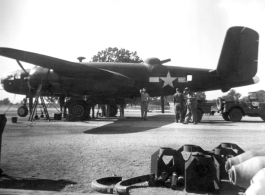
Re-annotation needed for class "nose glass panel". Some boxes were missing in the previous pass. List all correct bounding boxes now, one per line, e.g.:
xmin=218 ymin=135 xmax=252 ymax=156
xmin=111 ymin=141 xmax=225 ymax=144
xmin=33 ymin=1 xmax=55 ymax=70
xmin=1 ymin=74 xmax=14 ymax=87
xmin=0 ymin=78 xmax=3 ymax=87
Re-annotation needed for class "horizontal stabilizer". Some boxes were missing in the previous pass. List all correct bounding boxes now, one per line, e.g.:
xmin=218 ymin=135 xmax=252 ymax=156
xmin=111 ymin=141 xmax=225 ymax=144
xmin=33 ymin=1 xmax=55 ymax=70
xmin=216 ymin=27 xmax=259 ymax=82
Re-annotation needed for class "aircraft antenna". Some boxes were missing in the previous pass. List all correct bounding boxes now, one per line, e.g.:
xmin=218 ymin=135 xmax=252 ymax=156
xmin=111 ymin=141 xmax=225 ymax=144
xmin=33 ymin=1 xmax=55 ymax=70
xmin=77 ymin=57 xmax=86 ymax=62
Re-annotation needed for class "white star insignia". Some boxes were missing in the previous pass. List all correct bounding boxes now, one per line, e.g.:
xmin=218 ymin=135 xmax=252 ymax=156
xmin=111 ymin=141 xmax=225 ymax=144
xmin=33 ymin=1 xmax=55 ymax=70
xmin=160 ymin=72 xmax=177 ymax=88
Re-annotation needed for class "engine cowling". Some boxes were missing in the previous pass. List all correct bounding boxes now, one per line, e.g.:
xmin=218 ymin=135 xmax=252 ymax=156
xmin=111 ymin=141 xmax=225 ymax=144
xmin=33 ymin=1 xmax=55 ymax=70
xmin=28 ymin=66 xmax=61 ymax=93
xmin=144 ymin=57 xmax=171 ymax=72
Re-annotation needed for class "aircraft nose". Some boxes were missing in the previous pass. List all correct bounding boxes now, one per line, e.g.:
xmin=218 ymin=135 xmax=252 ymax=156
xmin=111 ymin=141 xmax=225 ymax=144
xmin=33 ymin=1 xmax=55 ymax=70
xmin=0 ymin=73 xmax=14 ymax=90
xmin=1 ymin=75 xmax=8 ymax=89
xmin=1 ymin=76 xmax=6 ymax=88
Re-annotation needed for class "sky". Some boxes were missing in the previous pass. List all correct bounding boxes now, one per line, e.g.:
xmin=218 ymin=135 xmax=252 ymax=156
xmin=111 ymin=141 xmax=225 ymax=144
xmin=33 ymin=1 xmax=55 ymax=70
xmin=0 ymin=0 xmax=265 ymax=103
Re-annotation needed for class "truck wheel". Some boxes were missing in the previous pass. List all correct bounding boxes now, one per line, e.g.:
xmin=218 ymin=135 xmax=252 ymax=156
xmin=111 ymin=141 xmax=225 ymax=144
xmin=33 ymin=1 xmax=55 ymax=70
xmin=229 ymin=108 xmax=242 ymax=122
xmin=216 ymin=97 xmax=224 ymax=111
xmin=222 ymin=113 xmax=230 ymax=121
xmin=196 ymin=109 xmax=203 ymax=122
xmin=17 ymin=105 xmax=29 ymax=117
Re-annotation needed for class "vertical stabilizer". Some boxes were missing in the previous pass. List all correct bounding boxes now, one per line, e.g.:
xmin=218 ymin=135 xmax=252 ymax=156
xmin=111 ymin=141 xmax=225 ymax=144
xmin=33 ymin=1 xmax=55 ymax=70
xmin=216 ymin=27 xmax=259 ymax=82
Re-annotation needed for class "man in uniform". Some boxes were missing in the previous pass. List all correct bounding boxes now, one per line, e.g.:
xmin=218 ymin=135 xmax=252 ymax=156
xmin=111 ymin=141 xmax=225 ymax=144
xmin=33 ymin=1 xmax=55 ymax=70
xmin=140 ymin=87 xmax=150 ymax=120
xmin=183 ymin=87 xmax=198 ymax=125
xmin=173 ymin=88 xmax=185 ymax=123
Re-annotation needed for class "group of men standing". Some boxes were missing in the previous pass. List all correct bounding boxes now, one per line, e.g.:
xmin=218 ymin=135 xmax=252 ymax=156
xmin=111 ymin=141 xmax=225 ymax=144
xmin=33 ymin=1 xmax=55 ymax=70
xmin=139 ymin=87 xmax=198 ymax=124
xmin=173 ymin=87 xmax=198 ymax=124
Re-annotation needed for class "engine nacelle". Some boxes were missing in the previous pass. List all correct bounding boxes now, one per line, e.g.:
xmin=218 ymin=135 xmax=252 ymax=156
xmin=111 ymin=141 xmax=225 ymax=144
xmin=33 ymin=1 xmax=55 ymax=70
xmin=144 ymin=57 xmax=171 ymax=72
xmin=28 ymin=66 xmax=61 ymax=93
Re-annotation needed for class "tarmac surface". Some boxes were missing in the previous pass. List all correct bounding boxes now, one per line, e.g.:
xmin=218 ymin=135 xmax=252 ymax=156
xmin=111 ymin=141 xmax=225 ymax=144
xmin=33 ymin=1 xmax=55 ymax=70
xmin=0 ymin=106 xmax=265 ymax=195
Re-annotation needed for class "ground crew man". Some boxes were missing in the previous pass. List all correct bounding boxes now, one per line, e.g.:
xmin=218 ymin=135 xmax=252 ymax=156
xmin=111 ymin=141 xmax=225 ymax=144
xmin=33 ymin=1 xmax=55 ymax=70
xmin=116 ymin=98 xmax=125 ymax=117
xmin=173 ymin=88 xmax=185 ymax=123
xmin=140 ymin=87 xmax=150 ymax=120
xmin=183 ymin=87 xmax=198 ymax=124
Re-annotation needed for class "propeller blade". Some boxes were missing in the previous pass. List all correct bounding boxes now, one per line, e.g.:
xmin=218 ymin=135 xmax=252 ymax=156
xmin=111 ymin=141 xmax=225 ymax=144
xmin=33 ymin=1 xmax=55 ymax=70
xmin=16 ymin=60 xmax=29 ymax=76
xmin=160 ymin=58 xmax=171 ymax=64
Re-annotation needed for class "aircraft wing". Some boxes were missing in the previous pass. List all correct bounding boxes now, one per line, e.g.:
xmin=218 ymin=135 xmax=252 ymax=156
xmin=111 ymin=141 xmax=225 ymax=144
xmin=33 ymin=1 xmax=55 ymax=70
xmin=0 ymin=47 xmax=132 ymax=81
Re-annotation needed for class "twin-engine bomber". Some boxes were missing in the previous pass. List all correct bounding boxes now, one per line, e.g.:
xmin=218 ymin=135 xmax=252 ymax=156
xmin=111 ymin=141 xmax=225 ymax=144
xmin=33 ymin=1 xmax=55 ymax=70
xmin=0 ymin=26 xmax=260 ymax=121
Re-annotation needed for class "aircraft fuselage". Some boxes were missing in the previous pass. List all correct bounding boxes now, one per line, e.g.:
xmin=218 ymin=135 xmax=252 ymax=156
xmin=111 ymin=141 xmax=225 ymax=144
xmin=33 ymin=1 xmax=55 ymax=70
xmin=1 ymin=62 xmax=257 ymax=100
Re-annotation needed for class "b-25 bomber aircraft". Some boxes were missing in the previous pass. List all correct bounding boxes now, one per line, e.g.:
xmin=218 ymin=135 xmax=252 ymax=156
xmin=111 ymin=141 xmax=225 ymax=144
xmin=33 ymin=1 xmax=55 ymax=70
xmin=0 ymin=26 xmax=259 ymax=121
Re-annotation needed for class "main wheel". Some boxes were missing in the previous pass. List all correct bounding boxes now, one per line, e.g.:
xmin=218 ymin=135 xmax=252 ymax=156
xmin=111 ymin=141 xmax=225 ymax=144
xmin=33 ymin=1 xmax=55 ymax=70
xmin=196 ymin=108 xmax=203 ymax=122
xmin=17 ymin=105 xmax=29 ymax=117
xmin=229 ymin=108 xmax=243 ymax=122
xmin=222 ymin=113 xmax=230 ymax=121
xmin=67 ymin=100 xmax=89 ymax=121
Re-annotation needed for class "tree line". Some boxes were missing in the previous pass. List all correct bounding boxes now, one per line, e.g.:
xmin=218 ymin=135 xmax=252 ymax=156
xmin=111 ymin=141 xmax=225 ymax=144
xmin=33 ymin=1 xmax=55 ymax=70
xmin=197 ymin=89 xmax=265 ymax=103
xmin=0 ymin=98 xmax=11 ymax=106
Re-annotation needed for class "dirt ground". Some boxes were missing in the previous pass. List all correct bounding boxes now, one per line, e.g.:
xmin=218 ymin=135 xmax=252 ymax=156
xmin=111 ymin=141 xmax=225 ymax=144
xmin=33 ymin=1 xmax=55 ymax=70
xmin=0 ymin=107 xmax=264 ymax=194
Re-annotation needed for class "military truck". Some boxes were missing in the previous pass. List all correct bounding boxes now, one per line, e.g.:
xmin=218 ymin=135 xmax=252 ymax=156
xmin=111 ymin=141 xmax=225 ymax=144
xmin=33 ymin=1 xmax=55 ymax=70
xmin=216 ymin=92 xmax=265 ymax=122
xmin=196 ymin=102 xmax=216 ymax=122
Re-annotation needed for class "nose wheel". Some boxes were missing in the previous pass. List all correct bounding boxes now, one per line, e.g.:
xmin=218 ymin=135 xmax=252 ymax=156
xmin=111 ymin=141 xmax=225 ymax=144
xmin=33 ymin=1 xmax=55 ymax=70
xmin=17 ymin=105 xmax=29 ymax=117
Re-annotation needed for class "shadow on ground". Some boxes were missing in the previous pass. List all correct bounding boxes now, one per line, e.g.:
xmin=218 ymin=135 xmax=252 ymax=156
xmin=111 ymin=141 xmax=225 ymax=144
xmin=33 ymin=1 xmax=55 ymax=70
xmin=83 ymin=114 xmax=174 ymax=134
xmin=239 ymin=120 xmax=264 ymax=123
xmin=0 ymin=174 xmax=76 ymax=191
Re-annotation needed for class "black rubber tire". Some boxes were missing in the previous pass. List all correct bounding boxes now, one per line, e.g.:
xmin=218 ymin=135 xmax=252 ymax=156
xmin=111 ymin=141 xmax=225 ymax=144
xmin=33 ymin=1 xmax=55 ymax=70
xmin=216 ymin=97 xmax=224 ymax=111
xmin=196 ymin=108 xmax=203 ymax=122
xmin=222 ymin=113 xmax=231 ymax=121
xmin=114 ymin=174 xmax=154 ymax=194
xmin=17 ymin=105 xmax=29 ymax=117
xmin=91 ymin=177 xmax=122 ymax=194
xmin=67 ymin=100 xmax=89 ymax=121
xmin=229 ymin=108 xmax=243 ymax=122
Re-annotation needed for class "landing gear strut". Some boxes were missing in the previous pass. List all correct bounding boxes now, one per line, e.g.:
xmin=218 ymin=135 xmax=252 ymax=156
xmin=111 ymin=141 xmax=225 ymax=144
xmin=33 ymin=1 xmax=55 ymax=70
xmin=108 ymin=104 xmax=118 ymax=117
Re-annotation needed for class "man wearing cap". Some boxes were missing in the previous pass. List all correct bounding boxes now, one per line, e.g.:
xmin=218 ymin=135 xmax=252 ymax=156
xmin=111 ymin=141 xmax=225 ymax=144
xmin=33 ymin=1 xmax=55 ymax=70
xmin=183 ymin=87 xmax=198 ymax=124
xmin=140 ymin=87 xmax=150 ymax=120
xmin=173 ymin=88 xmax=185 ymax=123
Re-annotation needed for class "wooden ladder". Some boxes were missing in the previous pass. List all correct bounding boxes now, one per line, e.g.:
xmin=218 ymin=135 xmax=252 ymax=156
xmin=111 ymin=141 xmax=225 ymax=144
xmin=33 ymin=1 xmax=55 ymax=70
xmin=28 ymin=84 xmax=50 ymax=121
